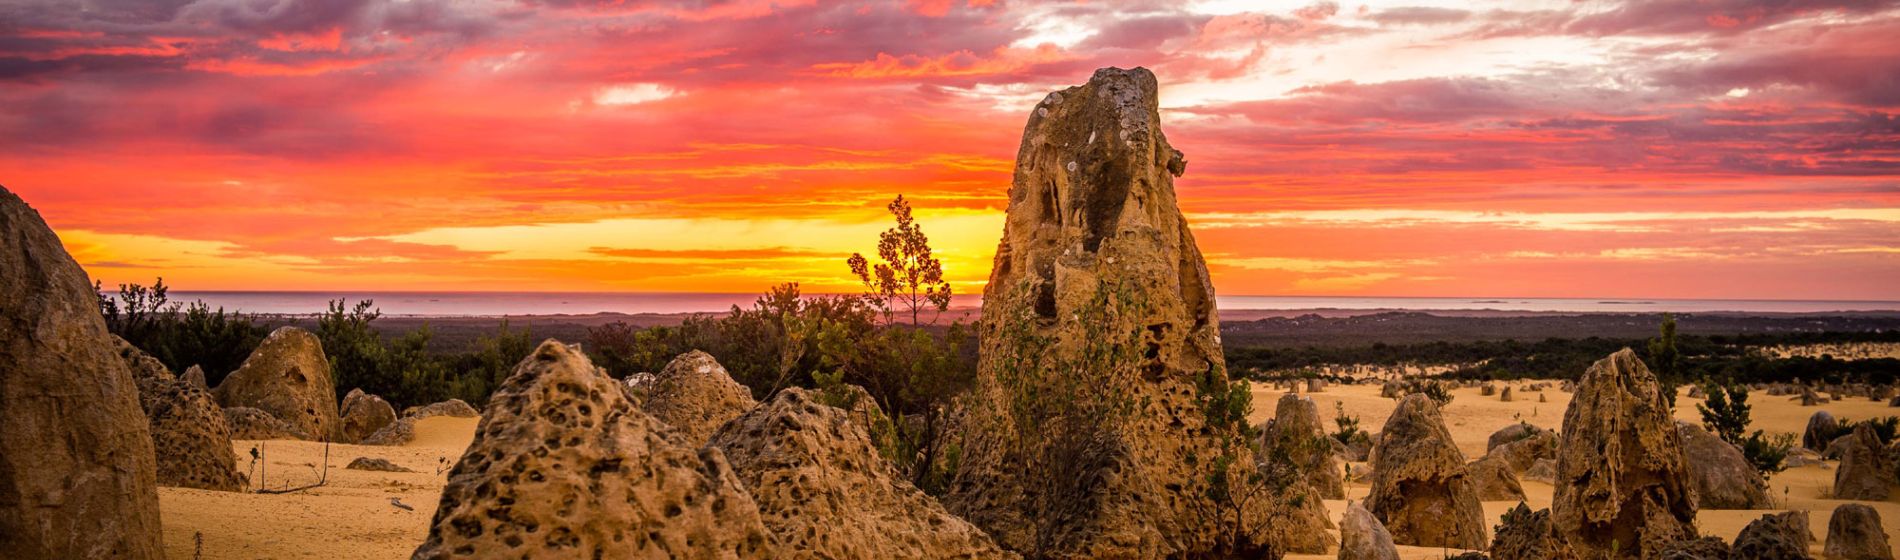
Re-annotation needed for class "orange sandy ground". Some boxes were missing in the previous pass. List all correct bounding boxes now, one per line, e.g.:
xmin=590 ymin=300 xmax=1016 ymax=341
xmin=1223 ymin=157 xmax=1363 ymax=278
xmin=159 ymin=384 xmax=1900 ymax=559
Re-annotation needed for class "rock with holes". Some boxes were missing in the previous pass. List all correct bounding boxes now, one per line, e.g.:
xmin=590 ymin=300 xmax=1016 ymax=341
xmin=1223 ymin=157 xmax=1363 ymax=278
xmin=213 ymin=327 xmax=340 ymax=441
xmin=945 ymin=67 xmax=1332 ymax=558
xmin=1552 ymin=349 xmax=1699 ymax=560
xmin=1657 ymin=536 xmax=1734 ymax=560
xmin=1677 ymin=421 xmax=1770 ymax=509
xmin=1340 ymin=502 xmax=1400 ymax=560
xmin=1731 ymin=511 xmax=1810 ymax=560
xmin=346 ymin=457 xmax=414 ymax=473
xmin=1833 ymin=423 xmax=1897 ymax=501
xmin=1260 ymin=393 xmax=1345 ymax=499
xmin=414 ymin=340 xmax=775 ymax=559
xmin=1490 ymin=503 xmax=1577 ymax=560
xmin=402 ymin=399 xmax=479 ymax=419
xmin=1488 ymin=422 xmax=1550 ymax=454
xmin=639 ymin=350 xmax=756 ymax=446
xmin=1367 ymin=394 xmax=1487 ymax=549
xmin=112 ymin=337 xmax=246 ymax=492
xmin=0 ymin=186 xmax=163 ymax=559
xmin=1495 ymin=430 xmax=1560 ymax=474
xmin=222 ymin=406 xmax=308 ymax=440
xmin=710 ymin=387 xmax=1011 ymax=559
xmin=1468 ymin=453 xmax=1527 ymax=501
xmin=339 ymin=388 xmax=397 ymax=444
xmin=1825 ymin=504 xmax=1893 ymax=560
xmin=181 ymin=365 xmax=208 ymax=390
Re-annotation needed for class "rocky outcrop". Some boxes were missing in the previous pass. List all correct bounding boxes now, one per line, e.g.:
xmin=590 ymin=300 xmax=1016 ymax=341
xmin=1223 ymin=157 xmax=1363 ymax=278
xmin=223 ymin=406 xmax=308 ymax=440
xmin=946 ymin=68 xmax=1330 ymax=557
xmin=181 ymin=365 xmax=208 ymax=390
xmin=1340 ymin=502 xmax=1400 ymax=560
xmin=339 ymin=388 xmax=396 ymax=444
xmin=112 ymin=338 xmax=246 ymax=492
xmin=1367 ymin=394 xmax=1487 ymax=549
xmin=415 ymin=340 xmax=775 ymax=559
xmin=709 ymin=387 xmax=1010 ymax=559
xmin=1833 ymin=423 xmax=1897 ymax=501
xmin=1488 ymin=422 xmax=1551 ymax=453
xmin=1677 ymin=421 xmax=1771 ymax=509
xmin=1490 ymin=503 xmax=1576 ymax=560
xmin=639 ymin=350 xmax=756 ymax=446
xmin=0 ymin=187 xmax=163 ymax=559
xmin=1524 ymin=458 xmax=1557 ymax=483
xmin=1551 ymin=349 xmax=1698 ymax=559
xmin=362 ymin=398 xmax=482 ymax=447
xmin=1824 ymin=504 xmax=1892 ymax=560
xmin=1806 ymin=411 xmax=1839 ymax=451
xmin=1657 ymin=536 xmax=1734 ymax=559
xmin=345 ymin=457 xmax=414 ymax=473
xmin=1260 ymin=393 xmax=1345 ymax=499
xmin=1731 ymin=511 xmax=1810 ymax=560
xmin=402 ymin=399 xmax=478 ymax=419
xmin=1468 ymin=453 xmax=1528 ymax=501
xmin=214 ymin=327 xmax=340 ymax=441
xmin=1495 ymin=430 xmax=1560 ymax=473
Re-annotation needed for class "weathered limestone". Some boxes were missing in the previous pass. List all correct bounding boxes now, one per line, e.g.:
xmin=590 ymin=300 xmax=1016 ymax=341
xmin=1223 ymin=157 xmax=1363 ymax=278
xmin=639 ymin=350 xmax=756 ymax=446
xmin=1833 ymin=423 xmax=1897 ymax=501
xmin=113 ymin=337 xmax=246 ymax=492
xmin=1677 ymin=421 xmax=1771 ymax=509
xmin=1490 ymin=503 xmax=1577 ymax=560
xmin=214 ymin=327 xmax=340 ymax=441
xmin=1260 ymin=393 xmax=1346 ymax=499
xmin=223 ymin=406 xmax=309 ymax=440
xmin=339 ymin=388 xmax=397 ymax=444
xmin=1731 ymin=511 xmax=1810 ymax=560
xmin=1825 ymin=504 xmax=1893 ymax=560
xmin=0 ymin=186 xmax=164 ymax=559
xmin=1339 ymin=502 xmax=1400 ymax=560
xmin=1551 ymin=349 xmax=1698 ymax=559
xmin=1468 ymin=453 xmax=1528 ymax=502
xmin=1806 ymin=411 xmax=1840 ymax=451
xmin=1366 ymin=394 xmax=1487 ymax=550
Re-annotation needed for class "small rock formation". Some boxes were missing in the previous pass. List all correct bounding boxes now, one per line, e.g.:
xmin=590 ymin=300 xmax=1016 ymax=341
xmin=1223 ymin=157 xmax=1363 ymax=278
xmin=1785 ymin=447 xmax=1827 ymax=469
xmin=345 ymin=457 xmax=414 ymax=473
xmin=415 ymin=340 xmax=775 ymax=558
xmin=181 ymin=365 xmax=208 ymax=390
xmin=1366 ymin=394 xmax=1487 ymax=549
xmin=402 ymin=399 xmax=479 ymax=418
xmin=1832 ymin=423 xmax=1896 ymax=501
xmin=639 ymin=350 xmax=756 ymax=446
xmin=1551 ymin=349 xmax=1698 ymax=559
xmin=222 ymin=406 xmax=309 ymax=440
xmin=1824 ymin=504 xmax=1893 ymax=560
xmin=946 ymin=68 xmax=1331 ymax=557
xmin=339 ymin=389 xmax=398 ymax=444
xmin=214 ymin=327 xmax=340 ymax=441
xmin=0 ymin=187 xmax=163 ymax=559
xmin=1676 ymin=421 xmax=1771 ymax=509
xmin=1802 ymin=387 xmax=1826 ymax=406
xmin=1494 ymin=431 xmax=1560 ymax=474
xmin=1687 ymin=385 xmax=1707 ymax=399
xmin=1260 ymin=393 xmax=1346 ymax=499
xmin=1339 ymin=502 xmax=1400 ymax=560
xmin=362 ymin=398 xmax=482 ymax=446
xmin=1482 ymin=383 xmax=1498 ymax=397
xmin=1656 ymin=536 xmax=1734 ymax=559
xmin=113 ymin=337 xmax=247 ymax=492
xmin=1806 ymin=411 xmax=1840 ymax=451
xmin=709 ymin=387 xmax=1011 ymax=559
xmin=1501 ymin=386 xmax=1515 ymax=402
xmin=1731 ymin=511 xmax=1810 ymax=560
xmin=1468 ymin=453 xmax=1528 ymax=501
xmin=1490 ymin=503 xmax=1576 ymax=560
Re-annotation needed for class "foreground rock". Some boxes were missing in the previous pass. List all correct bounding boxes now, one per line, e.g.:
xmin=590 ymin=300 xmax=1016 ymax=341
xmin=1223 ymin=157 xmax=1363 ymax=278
xmin=1833 ymin=422 xmax=1897 ymax=501
xmin=1825 ymin=504 xmax=1893 ymax=560
xmin=1731 ymin=511 xmax=1809 ymax=559
xmin=639 ymin=350 xmax=756 ymax=446
xmin=710 ymin=387 xmax=1009 ymax=559
xmin=339 ymin=389 xmax=397 ymax=444
xmin=1366 ymin=394 xmax=1487 ymax=549
xmin=1676 ymin=421 xmax=1771 ymax=509
xmin=114 ymin=337 xmax=247 ymax=492
xmin=947 ymin=67 xmax=1329 ymax=557
xmin=1490 ymin=503 xmax=1576 ymax=560
xmin=214 ymin=327 xmax=340 ymax=441
xmin=1260 ymin=393 xmax=1345 ymax=499
xmin=415 ymin=341 xmax=774 ymax=558
xmin=0 ymin=187 xmax=164 ymax=558
xmin=1339 ymin=502 xmax=1400 ymax=560
xmin=1551 ymin=349 xmax=1698 ymax=559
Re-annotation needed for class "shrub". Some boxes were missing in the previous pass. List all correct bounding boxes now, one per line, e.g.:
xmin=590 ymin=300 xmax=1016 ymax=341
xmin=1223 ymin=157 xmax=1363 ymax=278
xmin=97 ymin=278 xmax=274 ymax=385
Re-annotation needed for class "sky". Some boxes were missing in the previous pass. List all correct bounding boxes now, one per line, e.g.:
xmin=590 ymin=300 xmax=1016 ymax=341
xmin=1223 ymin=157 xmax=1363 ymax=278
xmin=3 ymin=0 xmax=1897 ymax=300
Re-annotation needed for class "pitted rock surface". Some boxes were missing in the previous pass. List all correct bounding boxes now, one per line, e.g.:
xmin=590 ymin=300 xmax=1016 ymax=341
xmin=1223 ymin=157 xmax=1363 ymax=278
xmin=1833 ymin=422 xmax=1897 ymax=501
xmin=214 ymin=326 xmax=340 ymax=441
xmin=709 ymin=387 xmax=1011 ymax=559
xmin=1468 ymin=453 xmax=1527 ymax=502
xmin=345 ymin=457 xmax=414 ymax=473
xmin=223 ymin=406 xmax=309 ymax=440
xmin=1260 ymin=393 xmax=1346 ymax=499
xmin=339 ymin=388 xmax=397 ymax=444
xmin=1731 ymin=511 xmax=1810 ymax=560
xmin=1824 ymin=504 xmax=1893 ymax=560
xmin=1677 ymin=421 xmax=1770 ymax=509
xmin=182 ymin=365 xmax=208 ymax=390
xmin=113 ymin=337 xmax=246 ymax=491
xmin=414 ymin=340 xmax=775 ymax=559
xmin=1366 ymin=394 xmax=1487 ymax=549
xmin=1552 ymin=349 xmax=1698 ymax=560
xmin=639 ymin=350 xmax=756 ymax=446
xmin=947 ymin=67 xmax=1330 ymax=558
xmin=1490 ymin=503 xmax=1577 ymax=560
xmin=0 ymin=186 xmax=163 ymax=559
xmin=1487 ymin=422 xmax=1551 ymax=454
xmin=403 ymin=399 xmax=479 ymax=419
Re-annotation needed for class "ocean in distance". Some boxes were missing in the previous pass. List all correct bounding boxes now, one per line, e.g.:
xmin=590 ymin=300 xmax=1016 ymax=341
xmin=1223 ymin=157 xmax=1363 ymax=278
xmin=166 ymin=291 xmax=1900 ymax=317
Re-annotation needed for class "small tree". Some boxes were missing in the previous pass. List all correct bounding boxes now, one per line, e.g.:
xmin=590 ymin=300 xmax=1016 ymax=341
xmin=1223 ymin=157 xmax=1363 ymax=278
xmin=1649 ymin=314 xmax=1682 ymax=408
xmin=848 ymin=195 xmax=952 ymax=326
xmin=1331 ymin=401 xmax=1366 ymax=446
xmin=1697 ymin=380 xmax=1751 ymax=445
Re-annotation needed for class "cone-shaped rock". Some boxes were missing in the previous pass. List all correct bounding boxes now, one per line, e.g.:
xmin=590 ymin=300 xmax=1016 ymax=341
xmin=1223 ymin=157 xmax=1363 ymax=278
xmin=946 ymin=67 xmax=1329 ymax=557
xmin=414 ymin=340 xmax=775 ymax=558
xmin=1834 ymin=422 xmax=1897 ymax=501
xmin=0 ymin=187 xmax=163 ymax=558
xmin=214 ymin=326 xmax=340 ymax=441
xmin=113 ymin=336 xmax=247 ymax=491
xmin=1260 ymin=393 xmax=1346 ymax=499
xmin=640 ymin=350 xmax=756 ymax=446
xmin=709 ymin=387 xmax=1011 ymax=559
xmin=1825 ymin=504 xmax=1893 ymax=560
xmin=1551 ymin=349 xmax=1698 ymax=559
xmin=1676 ymin=421 xmax=1770 ymax=509
xmin=1339 ymin=502 xmax=1400 ymax=560
xmin=339 ymin=388 xmax=396 ymax=444
xmin=1366 ymin=394 xmax=1487 ymax=549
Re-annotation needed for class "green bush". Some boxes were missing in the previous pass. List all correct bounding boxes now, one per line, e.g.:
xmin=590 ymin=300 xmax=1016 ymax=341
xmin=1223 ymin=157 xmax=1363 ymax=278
xmin=97 ymin=278 xmax=274 ymax=386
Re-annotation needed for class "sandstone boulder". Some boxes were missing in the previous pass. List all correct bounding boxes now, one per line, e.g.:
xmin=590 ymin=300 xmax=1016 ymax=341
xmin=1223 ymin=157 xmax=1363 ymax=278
xmin=1551 ymin=349 xmax=1698 ymax=559
xmin=1677 ymin=421 xmax=1771 ymax=509
xmin=710 ymin=387 xmax=1010 ymax=559
xmin=181 ymin=365 xmax=208 ymax=390
xmin=639 ymin=350 xmax=756 ymax=446
xmin=1525 ymin=458 xmax=1557 ymax=483
xmin=1833 ymin=423 xmax=1896 ymax=501
xmin=1490 ymin=503 xmax=1576 ymax=560
xmin=1366 ymin=394 xmax=1487 ymax=549
xmin=1340 ymin=502 xmax=1400 ymax=560
xmin=112 ymin=338 xmax=246 ymax=492
xmin=402 ymin=399 xmax=478 ymax=418
xmin=222 ymin=406 xmax=308 ymax=440
xmin=214 ymin=327 xmax=340 ymax=441
xmin=345 ymin=457 xmax=414 ymax=473
xmin=0 ymin=187 xmax=163 ymax=559
xmin=1501 ymin=386 xmax=1515 ymax=402
xmin=414 ymin=340 xmax=775 ymax=558
xmin=1731 ymin=511 xmax=1810 ymax=560
xmin=1468 ymin=453 xmax=1528 ymax=501
xmin=1260 ymin=393 xmax=1346 ymax=499
xmin=1824 ymin=504 xmax=1892 ymax=560
xmin=1494 ymin=429 xmax=1560 ymax=473
xmin=363 ymin=398 xmax=482 ymax=446
xmin=946 ymin=67 xmax=1331 ymax=557
xmin=339 ymin=388 xmax=397 ymax=444
xmin=1806 ymin=411 xmax=1840 ymax=451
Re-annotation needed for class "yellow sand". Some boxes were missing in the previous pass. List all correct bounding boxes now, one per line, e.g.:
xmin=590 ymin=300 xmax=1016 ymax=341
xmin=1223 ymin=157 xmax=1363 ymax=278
xmin=159 ymin=384 xmax=1899 ymax=558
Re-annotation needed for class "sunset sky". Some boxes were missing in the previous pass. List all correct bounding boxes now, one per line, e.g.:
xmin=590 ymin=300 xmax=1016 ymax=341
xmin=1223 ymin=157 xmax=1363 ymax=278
xmin=4 ymin=0 xmax=1897 ymax=300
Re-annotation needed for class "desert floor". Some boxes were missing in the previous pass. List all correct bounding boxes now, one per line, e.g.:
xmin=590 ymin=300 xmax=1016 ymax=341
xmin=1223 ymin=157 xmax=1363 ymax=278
xmin=159 ymin=382 xmax=1900 ymax=559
